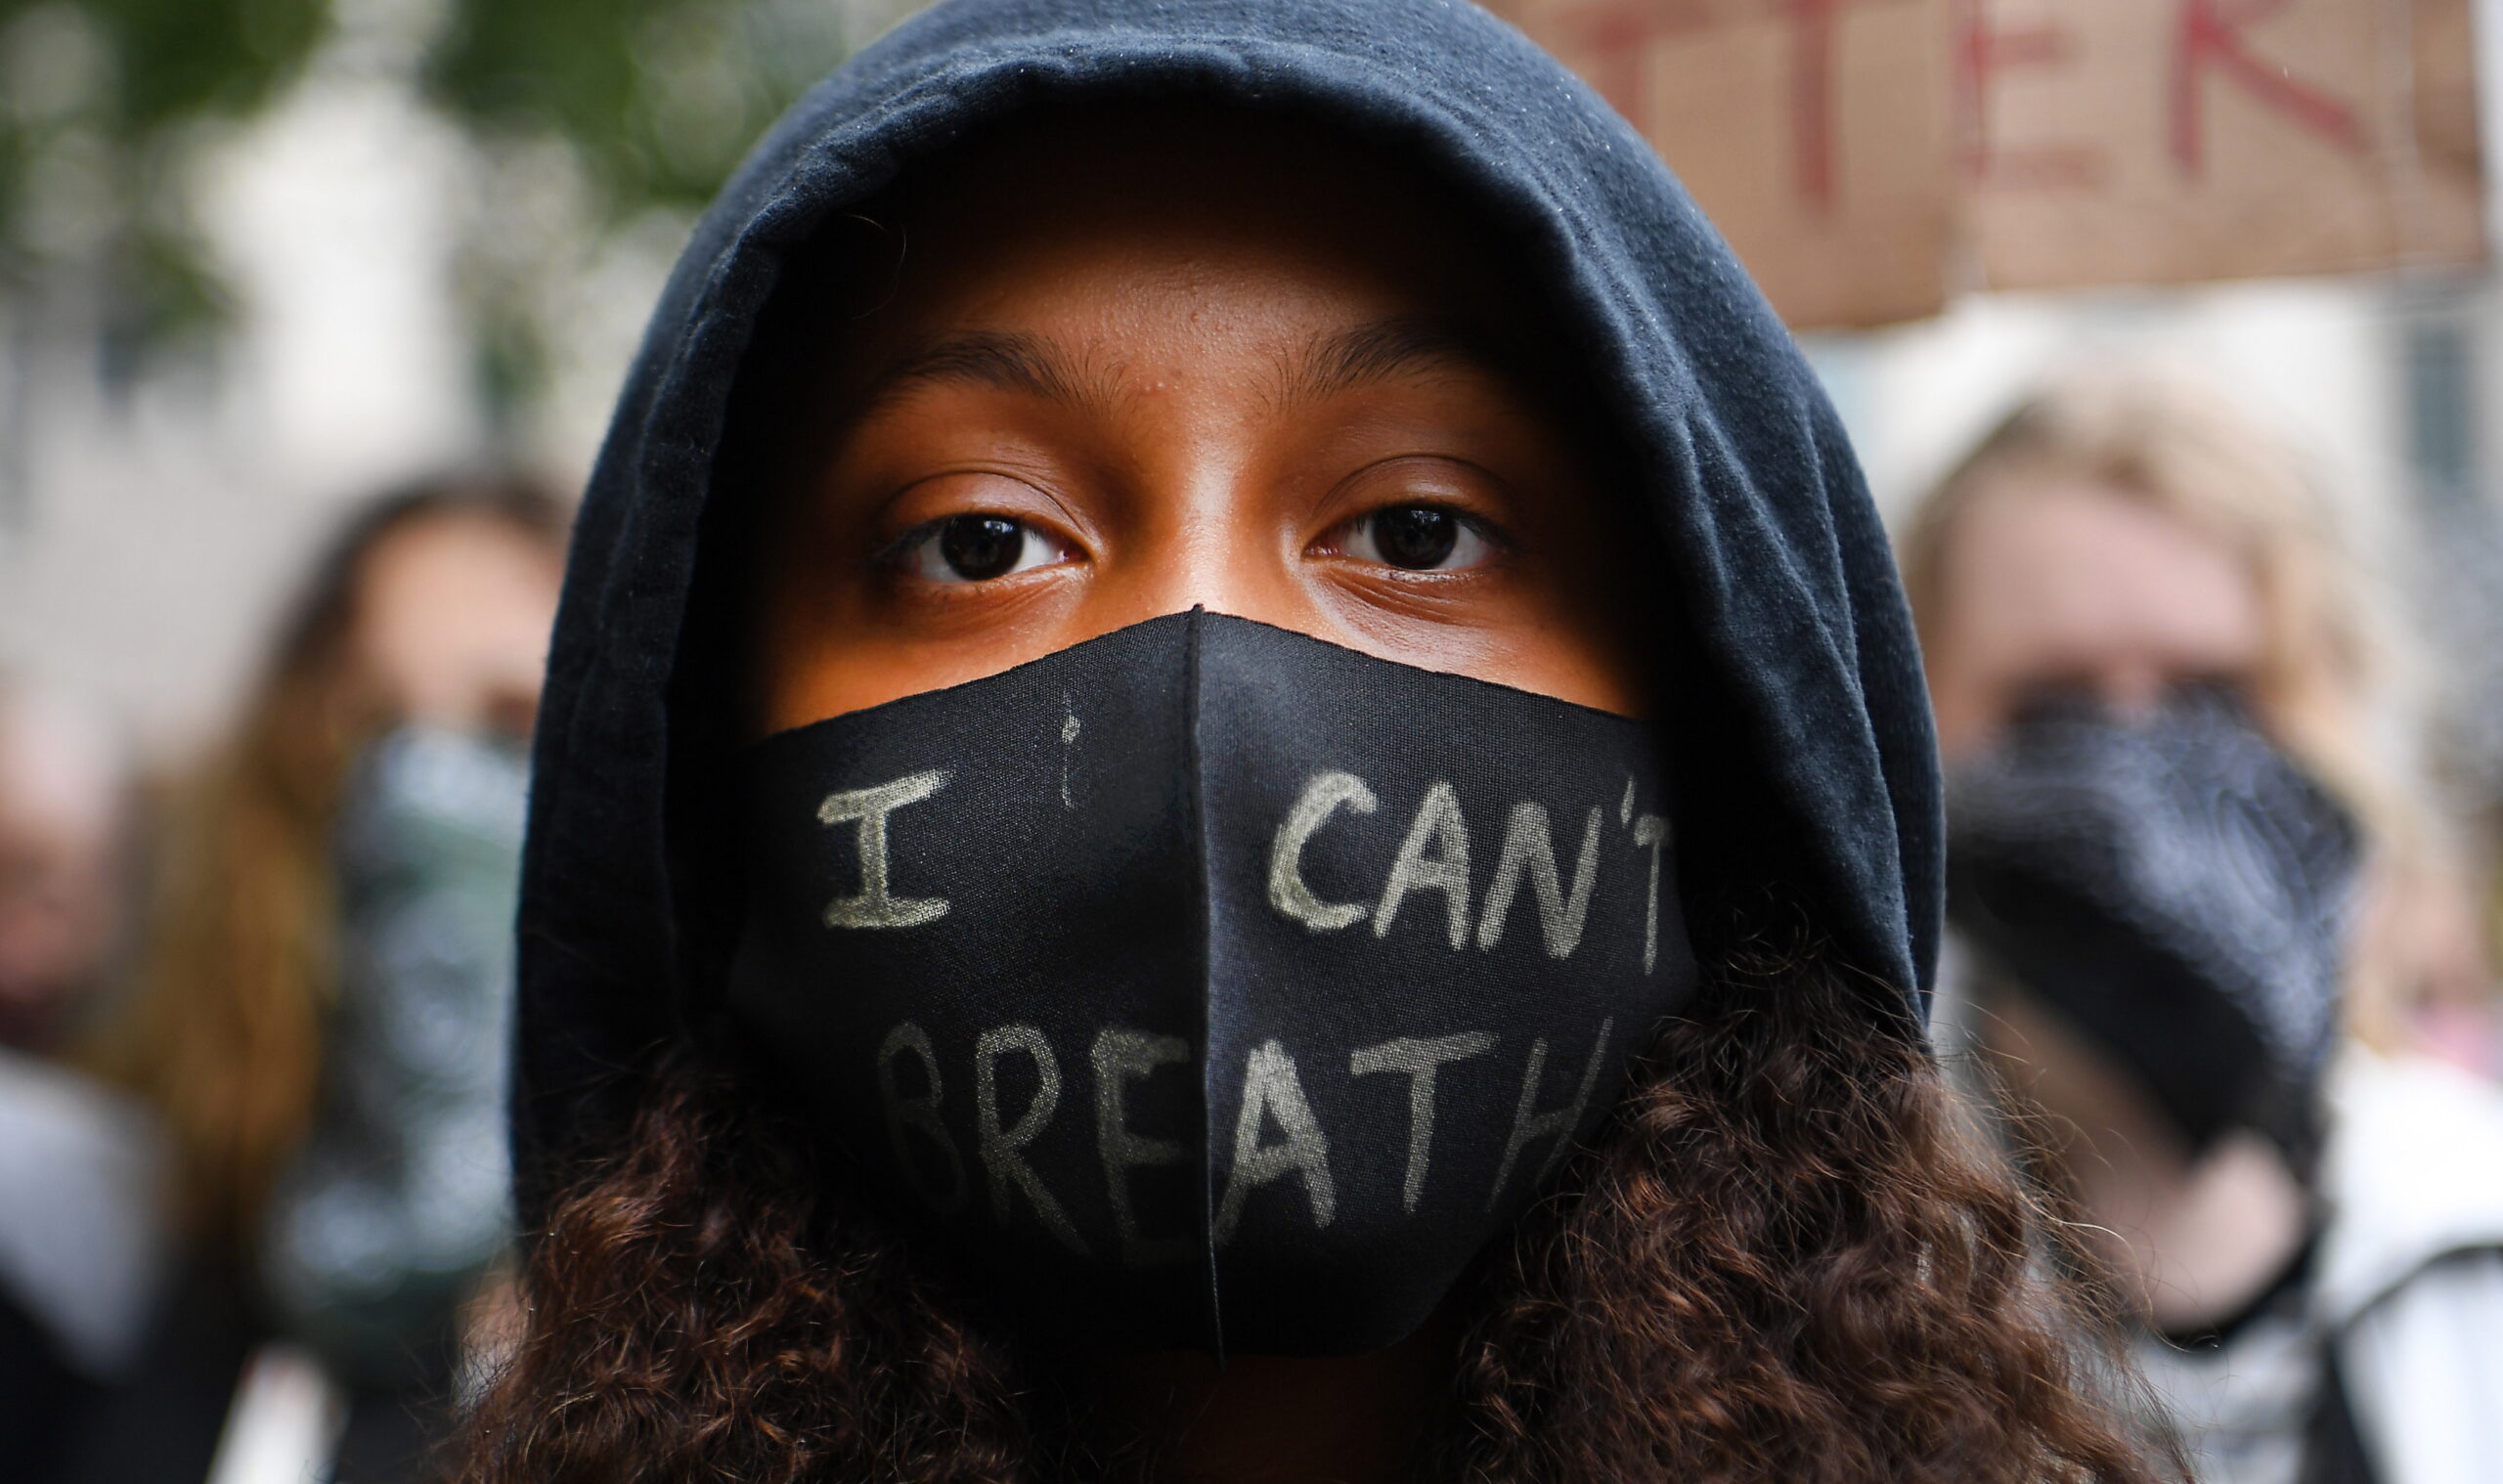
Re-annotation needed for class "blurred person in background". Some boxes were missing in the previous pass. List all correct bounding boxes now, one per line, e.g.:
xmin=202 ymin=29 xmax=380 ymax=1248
xmin=1904 ymin=372 xmax=2503 ymax=1483
xmin=1906 ymin=371 xmax=2493 ymax=1061
xmin=0 ymin=681 xmax=133 ymax=1055
xmin=77 ymin=476 xmax=567 ymax=1484
xmin=0 ymin=678 xmax=169 ymax=1479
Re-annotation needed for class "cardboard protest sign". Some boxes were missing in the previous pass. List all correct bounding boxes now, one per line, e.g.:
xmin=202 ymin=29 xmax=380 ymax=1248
xmin=1487 ymin=0 xmax=2484 ymax=327
xmin=1966 ymin=0 xmax=2484 ymax=291
xmin=1491 ymin=0 xmax=1957 ymax=326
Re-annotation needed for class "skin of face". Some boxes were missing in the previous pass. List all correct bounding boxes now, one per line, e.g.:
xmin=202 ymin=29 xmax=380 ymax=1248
xmin=1976 ymin=987 xmax=2308 ymax=1331
xmin=0 ymin=699 xmax=123 ymax=1051
xmin=741 ymin=108 xmax=1656 ymax=1483
xmin=1923 ymin=476 xmax=2263 ymax=761
xmin=355 ymin=512 xmax=565 ymax=739
xmin=1930 ymin=476 xmax=2305 ymax=1329
xmin=746 ymin=109 xmax=1653 ymax=738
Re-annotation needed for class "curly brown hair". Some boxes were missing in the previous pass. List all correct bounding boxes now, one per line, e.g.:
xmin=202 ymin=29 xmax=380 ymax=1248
xmin=456 ymin=939 xmax=2174 ymax=1483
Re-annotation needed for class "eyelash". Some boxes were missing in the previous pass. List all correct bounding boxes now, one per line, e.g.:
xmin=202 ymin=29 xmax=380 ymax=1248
xmin=883 ymin=513 xmax=1076 ymax=586
xmin=877 ymin=500 xmax=1509 ymax=589
xmin=1326 ymin=503 xmax=1505 ymax=574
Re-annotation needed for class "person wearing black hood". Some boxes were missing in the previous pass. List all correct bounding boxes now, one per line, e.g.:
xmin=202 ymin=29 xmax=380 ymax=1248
xmin=459 ymin=3 xmax=2168 ymax=1481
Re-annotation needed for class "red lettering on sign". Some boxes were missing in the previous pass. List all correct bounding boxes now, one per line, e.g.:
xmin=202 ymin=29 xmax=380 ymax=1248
xmin=1778 ymin=0 xmax=1849 ymax=209
xmin=1773 ymin=0 xmax=1918 ymax=213
xmin=1551 ymin=0 xmax=1722 ymax=139
xmin=2171 ymin=0 xmax=2366 ymax=174
xmin=1954 ymin=0 xmax=2103 ymax=188
xmin=1545 ymin=0 xmax=1923 ymax=212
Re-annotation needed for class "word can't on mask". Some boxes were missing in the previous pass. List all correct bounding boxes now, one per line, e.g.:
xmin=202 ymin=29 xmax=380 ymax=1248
xmin=725 ymin=610 xmax=1696 ymax=1356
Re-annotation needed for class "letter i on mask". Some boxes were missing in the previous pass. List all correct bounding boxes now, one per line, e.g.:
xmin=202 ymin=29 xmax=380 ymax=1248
xmin=726 ymin=611 xmax=1698 ymax=1356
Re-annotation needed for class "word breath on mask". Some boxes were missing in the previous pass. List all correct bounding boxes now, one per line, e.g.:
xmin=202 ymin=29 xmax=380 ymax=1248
xmin=821 ymin=764 xmax=1667 ymax=1262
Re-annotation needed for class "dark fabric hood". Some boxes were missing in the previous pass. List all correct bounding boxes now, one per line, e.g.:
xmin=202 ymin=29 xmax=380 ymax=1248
xmin=514 ymin=0 xmax=1943 ymax=1216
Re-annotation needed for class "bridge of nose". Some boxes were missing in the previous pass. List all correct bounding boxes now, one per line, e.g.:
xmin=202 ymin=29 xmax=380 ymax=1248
xmin=1073 ymin=463 xmax=1330 ymax=643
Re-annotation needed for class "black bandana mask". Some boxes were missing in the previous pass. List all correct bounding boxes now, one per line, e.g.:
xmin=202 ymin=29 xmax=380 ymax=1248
xmin=1947 ymin=693 xmax=2360 ymax=1170
xmin=725 ymin=610 xmax=1695 ymax=1356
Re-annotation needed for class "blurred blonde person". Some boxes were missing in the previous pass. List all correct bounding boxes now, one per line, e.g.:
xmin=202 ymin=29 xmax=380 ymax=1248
xmin=1906 ymin=370 xmax=2503 ymax=1484
xmin=84 ymin=477 xmax=566 ymax=1483
xmin=1906 ymin=371 xmax=2485 ymax=1051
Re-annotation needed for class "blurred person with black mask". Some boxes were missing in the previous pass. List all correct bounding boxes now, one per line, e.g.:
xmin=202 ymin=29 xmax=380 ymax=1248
xmin=77 ymin=477 xmax=566 ymax=1484
xmin=0 ymin=678 xmax=169 ymax=1479
xmin=1908 ymin=374 xmax=2503 ymax=1483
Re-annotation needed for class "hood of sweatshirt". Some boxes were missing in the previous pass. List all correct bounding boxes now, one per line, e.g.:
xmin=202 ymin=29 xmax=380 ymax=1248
xmin=513 ymin=0 xmax=1942 ymax=1217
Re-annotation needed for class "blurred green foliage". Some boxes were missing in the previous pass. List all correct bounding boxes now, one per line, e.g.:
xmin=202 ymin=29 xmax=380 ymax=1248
xmin=0 ymin=0 xmax=855 ymax=389
xmin=427 ymin=0 xmax=850 ymax=220
xmin=425 ymin=0 xmax=852 ymax=415
xmin=84 ymin=0 xmax=329 ymax=135
xmin=0 ymin=0 xmax=328 ymax=341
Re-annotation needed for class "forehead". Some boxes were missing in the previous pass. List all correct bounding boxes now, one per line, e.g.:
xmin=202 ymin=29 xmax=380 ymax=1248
xmin=0 ymin=699 xmax=119 ymax=839
xmin=892 ymin=103 xmax=1486 ymax=269
xmin=1943 ymin=475 xmax=2261 ymax=663
xmin=787 ymin=103 xmax=1538 ymax=374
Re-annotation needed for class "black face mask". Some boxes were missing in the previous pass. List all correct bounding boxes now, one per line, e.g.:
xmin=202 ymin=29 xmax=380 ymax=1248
xmin=725 ymin=610 xmax=1694 ymax=1356
xmin=1947 ymin=693 xmax=2359 ymax=1170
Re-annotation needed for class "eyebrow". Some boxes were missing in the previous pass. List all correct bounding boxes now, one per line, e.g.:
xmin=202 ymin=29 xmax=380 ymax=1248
xmin=848 ymin=316 xmax=1515 ymax=419
xmin=852 ymin=330 xmax=1109 ymax=416
xmin=1279 ymin=316 xmax=1514 ymax=409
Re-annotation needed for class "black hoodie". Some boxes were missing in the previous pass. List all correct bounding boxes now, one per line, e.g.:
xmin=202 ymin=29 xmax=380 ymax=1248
xmin=513 ymin=0 xmax=1942 ymax=1226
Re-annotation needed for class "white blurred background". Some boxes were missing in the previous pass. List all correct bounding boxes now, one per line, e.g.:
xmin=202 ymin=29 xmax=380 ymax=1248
xmin=2 ymin=0 xmax=2499 ymax=826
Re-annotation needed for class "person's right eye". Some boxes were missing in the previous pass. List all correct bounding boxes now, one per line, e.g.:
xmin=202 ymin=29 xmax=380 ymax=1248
xmin=1338 ymin=503 xmax=1500 ymax=573
xmin=2005 ymin=677 xmax=2105 ymax=726
xmin=885 ymin=514 xmax=1075 ymax=584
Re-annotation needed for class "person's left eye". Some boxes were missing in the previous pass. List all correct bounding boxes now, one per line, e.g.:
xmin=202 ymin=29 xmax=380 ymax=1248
xmin=1337 ymin=504 xmax=1500 ymax=573
xmin=888 ymin=514 xmax=1075 ymax=584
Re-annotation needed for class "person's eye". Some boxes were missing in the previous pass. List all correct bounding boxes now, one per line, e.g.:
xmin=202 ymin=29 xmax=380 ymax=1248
xmin=888 ymin=514 xmax=1075 ymax=584
xmin=2006 ymin=677 xmax=2104 ymax=726
xmin=1339 ymin=504 xmax=1499 ymax=573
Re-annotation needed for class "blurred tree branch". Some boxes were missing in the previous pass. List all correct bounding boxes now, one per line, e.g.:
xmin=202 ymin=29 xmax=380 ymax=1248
xmin=426 ymin=0 xmax=850 ymax=218
xmin=423 ymin=0 xmax=854 ymax=419
xmin=0 ymin=0 xmax=863 ymax=408
xmin=0 ymin=0 xmax=327 ymax=346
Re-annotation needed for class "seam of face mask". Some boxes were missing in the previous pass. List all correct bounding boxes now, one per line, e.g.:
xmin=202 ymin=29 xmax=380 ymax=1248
xmin=1182 ymin=604 xmax=1227 ymax=1364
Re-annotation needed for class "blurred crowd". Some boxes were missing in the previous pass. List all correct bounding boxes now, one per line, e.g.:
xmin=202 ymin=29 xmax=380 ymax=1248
xmin=1 ymin=0 xmax=2501 ymax=1462
xmin=4 ymin=354 xmax=2497 ymax=1482
xmin=2 ymin=479 xmax=564 ymax=1480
